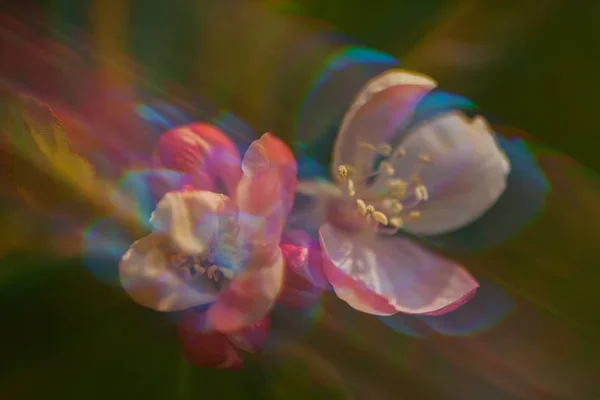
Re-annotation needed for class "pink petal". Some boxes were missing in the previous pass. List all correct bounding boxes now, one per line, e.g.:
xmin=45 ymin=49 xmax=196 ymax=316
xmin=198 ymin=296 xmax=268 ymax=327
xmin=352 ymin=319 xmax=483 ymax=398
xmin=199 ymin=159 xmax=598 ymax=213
xmin=119 ymin=234 xmax=216 ymax=312
xmin=178 ymin=311 xmax=243 ymax=370
xmin=319 ymin=224 xmax=479 ymax=315
xmin=280 ymin=229 xmax=328 ymax=289
xmin=227 ymin=315 xmax=271 ymax=353
xmin=278 ymin=243 xmax=322 ymax=310
xmin=180 ymin=308 xmax=271 ymax=352
xmin=236 ymin=133 xmax=297 ymax=244
xmin=333 ymin=70 xmax=437 ymax=174
xmin=208 ymin=245 xmax=284 ymax=332
xmin=155 ymin=123 xmax=242 ymax=195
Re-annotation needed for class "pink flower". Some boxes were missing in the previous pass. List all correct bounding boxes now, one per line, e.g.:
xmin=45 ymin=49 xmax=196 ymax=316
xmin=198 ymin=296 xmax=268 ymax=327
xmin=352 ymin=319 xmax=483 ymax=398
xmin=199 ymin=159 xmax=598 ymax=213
xmin=297 ymin=70 xmax=510 ymax=316
xmin=119 ymin=132 xmax=297 ymax=333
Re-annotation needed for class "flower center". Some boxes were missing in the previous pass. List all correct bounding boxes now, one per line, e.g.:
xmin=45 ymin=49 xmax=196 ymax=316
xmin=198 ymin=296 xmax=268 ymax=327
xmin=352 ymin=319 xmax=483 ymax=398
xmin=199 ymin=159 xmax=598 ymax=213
xmin=168 ymin=216 xmax=241 ymax=292
xmin=333 ymin=141 xmax=431 ymax=235
xmin=169 ymin=253 xmax=235 ymax=291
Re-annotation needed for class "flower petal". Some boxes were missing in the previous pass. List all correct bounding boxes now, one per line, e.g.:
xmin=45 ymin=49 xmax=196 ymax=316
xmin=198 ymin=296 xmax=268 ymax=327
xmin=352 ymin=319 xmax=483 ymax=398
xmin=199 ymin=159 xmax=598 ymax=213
xmin=155 ymin=123 xmax=243 ymax=195
xmin=119 ymin=234 xmax=216 ymax=311
xmin=236 ymin=133 xmax=297 ymax=244
xmin=226 ymin=315 xmax=271 ymax=353
xmin=380 ymin=111 xmax=510 ymax=235
xmin=278 ymin=241 xmax=324 ymax=310
xmin=208 ymin=244 xmax=284 ymax=332
xmin=150 ymin=190 xmax=233 ymax=254
xmin=178 ymin=311 xmax=243 ymax=370
xmin=281 ymin=229 xmax=328 ymax=290
xmin=333 ymin=70 xmax=437 ymax=174
xmin=319 ymin=224 xmax=478 ymax=315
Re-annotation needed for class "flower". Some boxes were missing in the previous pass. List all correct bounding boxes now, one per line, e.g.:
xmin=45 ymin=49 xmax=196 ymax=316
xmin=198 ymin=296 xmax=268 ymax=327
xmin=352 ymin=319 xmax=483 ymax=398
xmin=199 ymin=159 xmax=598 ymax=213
xmin=297 ymin=69 xmax=510 ymax=316
xmin=118 ymin=132 xmax=298 ymax=332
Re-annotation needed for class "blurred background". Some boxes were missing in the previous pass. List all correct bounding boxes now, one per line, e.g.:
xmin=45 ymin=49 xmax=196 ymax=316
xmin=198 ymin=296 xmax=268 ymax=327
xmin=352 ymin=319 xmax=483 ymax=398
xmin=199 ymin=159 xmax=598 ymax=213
xmin=1 ymin=0 xmax=600 ymax=399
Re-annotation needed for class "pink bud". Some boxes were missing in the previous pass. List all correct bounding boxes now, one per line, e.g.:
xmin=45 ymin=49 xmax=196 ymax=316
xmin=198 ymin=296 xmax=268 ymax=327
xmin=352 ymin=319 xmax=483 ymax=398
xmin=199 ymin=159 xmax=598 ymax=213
xmin=154 ymin=123 xmax=242 ymax=195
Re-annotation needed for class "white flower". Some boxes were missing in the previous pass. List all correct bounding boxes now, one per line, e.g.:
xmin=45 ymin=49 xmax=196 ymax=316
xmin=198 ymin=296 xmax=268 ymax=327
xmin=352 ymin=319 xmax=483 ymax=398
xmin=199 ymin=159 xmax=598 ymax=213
xmin=298 ymin=70 xmax=509 ymax=315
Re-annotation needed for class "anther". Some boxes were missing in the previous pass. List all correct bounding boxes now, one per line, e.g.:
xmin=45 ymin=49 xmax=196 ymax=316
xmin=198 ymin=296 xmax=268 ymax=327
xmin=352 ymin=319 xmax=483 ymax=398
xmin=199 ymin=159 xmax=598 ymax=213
xmin=387 ymin=179 xmax=407 ymax=191
xmin=372 ymin=211 xmax=389 ymax=225
xmin=356 ymin=199 xmax=368 ymax=216
xmin=389 ymin=217 xmax=404 ymax=228
xmin=419 ymin=154 xmax=431 ymax=164
xmin=389 ymin=201 xmax=404 ymax=214
xmin=415 ymin=185 xmax=429 ymax=201
xmin=377 ymin=144 xmax=392 ymax=156
xmin=347 ymin=179 xmax=356 ymax=196
xmin=337 ymin=165 xmax=349 ymax=178
xmin=359 ymin=142 xmax=377 ymax=152
xmin=378 ymin=161 xmax=395 ymax=176
xmin=394 ymin=147 xmax=406 ymax=158
xmin=408 ymin=211 xmax=420 ymax=220
xmin=207 ymin=265 xmax=218 ymax=281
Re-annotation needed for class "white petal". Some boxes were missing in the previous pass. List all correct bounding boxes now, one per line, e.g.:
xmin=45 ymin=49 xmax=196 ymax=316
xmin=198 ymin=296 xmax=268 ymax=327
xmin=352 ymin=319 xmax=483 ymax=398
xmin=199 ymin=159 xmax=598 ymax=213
xmin=377 ymin=112 xmax=509 ymax=235
xmin=119 ymin=234 xmax=216 ymax=311
xmin=150 ymin=190 xmax=233 ymax=254
xmin=319 ymin=224 xmax=478 ymax=315
xmin=333 ymin=70 xmax=437 ymax=175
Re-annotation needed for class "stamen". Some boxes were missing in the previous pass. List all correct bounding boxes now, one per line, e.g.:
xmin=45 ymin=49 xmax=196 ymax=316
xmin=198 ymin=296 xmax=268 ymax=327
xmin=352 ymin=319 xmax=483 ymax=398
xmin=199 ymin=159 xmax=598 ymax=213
xmin=219 ymin=267 xmax=234 ymax=280
xmin=389 ymin=201 xmax=404 ymax=215
xmin=347 ymin=179 xmax=356 ymax=196
xmin=372 ymin=211 xmax=388 ymax=225
xmin=356 ymin=199 xmax=368 ymax=216
xmin=378 ymin=161 xmax=395 ymax=176
xmin=408 ymin=211 xmax=420 ymax=220
xmin=377 ymin=144 xmax=392 ymax=156
xmin=337 ymin=165 xmax=348 ymax=178
xmin=419 ymin=154 xmax=431 ymax=164
xmin=389 ymin=217 xmax=403 ymax=228
xmin=207 ymin=265 xmax=219 ymax=281
xmin=415 ymin=185 xmax=428 ymax=201
xmin=358 ymin=142 xmax=377 ymax=152
xmin=394 ymin=147 xmax=406 ymax=158
xmin=386 ymin=179 xmax=407 ymax=192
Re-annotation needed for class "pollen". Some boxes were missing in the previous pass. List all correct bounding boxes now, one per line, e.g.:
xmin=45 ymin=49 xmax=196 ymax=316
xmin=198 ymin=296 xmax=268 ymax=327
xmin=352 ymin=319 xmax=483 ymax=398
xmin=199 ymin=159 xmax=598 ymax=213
xmin=408 ymin=211 xmax=420 ymax=220
xmin=372 ymin=211 xmax=388 ymax=225
xmin=394 ymin=147 xmax=406 ymax=158
xmin=415 ymin=185 xmax=429 ymax=201
xmin=389 ymin=217 xmax=403 ymax=228
xmin=358 ymin=142 xmax=377 ymax=152
xmin=378 ymin=161 xmax=395 ymax=176
xmin=337 ymin=165 xmax=349 ymax=178
xmin=347 ymin=179 xmax=356 ymax=196
xmin=356 ymin=199 xmax=368 ymax=216
xmin=377 ymin=144 xmax=393 ymax=156
xmin=419 ymin=154 xmax=431 ymax=164
xmin=332 ymin=141 xmax=433 ymax=236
